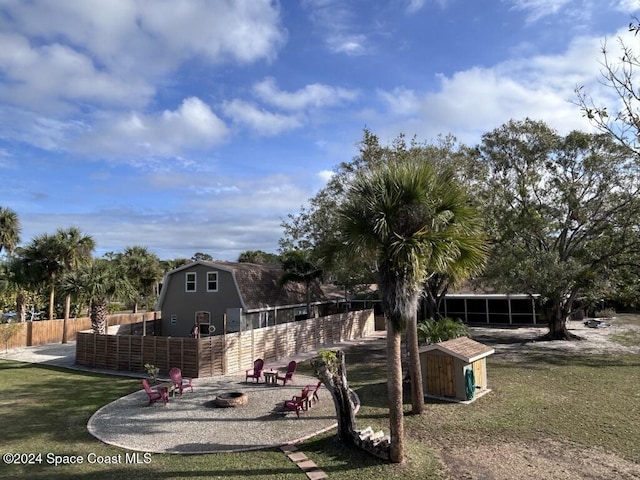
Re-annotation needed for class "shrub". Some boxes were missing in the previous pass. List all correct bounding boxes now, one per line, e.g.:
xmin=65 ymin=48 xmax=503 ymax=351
xmin=595 ymin=308 xmax=616 ymax=319
xmin=418 ymin=317 xmax=469 ymax=345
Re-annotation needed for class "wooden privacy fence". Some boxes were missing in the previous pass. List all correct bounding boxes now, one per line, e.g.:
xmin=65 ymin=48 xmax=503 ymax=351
xmin=0 ymin=312 xmax=160 ymax=350
xmin=76 ymin=309 xmax=375 ymax=378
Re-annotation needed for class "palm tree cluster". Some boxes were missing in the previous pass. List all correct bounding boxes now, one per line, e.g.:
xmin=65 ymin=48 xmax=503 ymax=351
xmin=0 ymin=209 xmax=165 ymax=337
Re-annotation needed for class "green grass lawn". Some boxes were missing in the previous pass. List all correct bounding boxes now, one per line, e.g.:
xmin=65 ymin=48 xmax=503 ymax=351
xmin=1 ymin=320 xmax=639 ymax=479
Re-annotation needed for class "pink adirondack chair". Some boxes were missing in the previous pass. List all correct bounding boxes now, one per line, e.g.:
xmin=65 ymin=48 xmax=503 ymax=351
xmin=276 ymin=361 xmax=297 ymax=386
xmin=142 ymin=379 xmax=168 ymax=406
xmin=283 ymin=385 xmax=310 ymax=418
xmin=245 ymin=358 xmax=264 ymax=383
xmin=169 ymin=367 xmax=193 ymax=395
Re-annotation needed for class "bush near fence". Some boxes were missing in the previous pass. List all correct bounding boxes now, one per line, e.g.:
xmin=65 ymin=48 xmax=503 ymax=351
xmin=0 ymin=312 xmax=160 ymax=350
xmin=75 ymin=309 xmax=375 ymax=378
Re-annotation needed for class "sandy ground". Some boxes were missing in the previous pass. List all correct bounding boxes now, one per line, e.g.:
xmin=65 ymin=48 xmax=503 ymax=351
xmin=439 ymin=316 xmax=640 ymax=480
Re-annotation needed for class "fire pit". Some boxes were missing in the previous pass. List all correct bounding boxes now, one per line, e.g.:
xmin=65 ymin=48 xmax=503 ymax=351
xmin=214 ymin=392 xmax=248 ymax=408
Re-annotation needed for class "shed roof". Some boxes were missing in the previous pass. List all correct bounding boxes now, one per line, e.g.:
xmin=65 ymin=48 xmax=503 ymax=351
xmin=419 ymin=336 xmax=495 ymax=363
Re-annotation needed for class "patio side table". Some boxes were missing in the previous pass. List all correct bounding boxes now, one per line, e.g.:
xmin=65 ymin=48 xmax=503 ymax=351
xmin=263 ymin=370 xmax=277 ymax=385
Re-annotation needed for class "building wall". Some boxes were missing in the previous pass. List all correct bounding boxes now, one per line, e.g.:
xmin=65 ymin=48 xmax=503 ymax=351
xmin=160 ymin=264 xmax=243 ymax=337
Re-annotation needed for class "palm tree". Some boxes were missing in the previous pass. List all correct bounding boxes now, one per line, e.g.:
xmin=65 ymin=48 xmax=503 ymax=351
xmin=22 ymin=228 xmax=95 ymax=328
xmin=336 ymin=158 xmax=486 ymax=463
xmin=116 ymin=246 xmax=161 ymax=313
xmin=56 ymin=228 xmax=95 ymax=343
xmin=0 ymin=207 xmax=21 ymax=254
xmin=61 ymin=259 xmax=136 ymax=334
xmin=2 ymin=253 xmax=38 ymax=322
xmin=23 ymin=233 xmax=63 ymax=321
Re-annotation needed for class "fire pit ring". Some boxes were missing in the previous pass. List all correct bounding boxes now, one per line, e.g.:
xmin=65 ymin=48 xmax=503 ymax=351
xmin=214 ymin=392 xmax=248 ymax=408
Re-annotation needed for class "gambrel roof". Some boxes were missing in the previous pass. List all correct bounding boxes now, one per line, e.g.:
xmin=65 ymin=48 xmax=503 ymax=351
xmin=158 ymin=260 xmax=342 ymax=312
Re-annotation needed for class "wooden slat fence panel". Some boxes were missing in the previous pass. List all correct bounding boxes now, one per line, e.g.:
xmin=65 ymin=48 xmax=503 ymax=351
xmin=0 ymin=312 xmax=158 ymax=350
xmin=72 ymin=309 xmax=374 ymax=378
xmin=224 ymin=332 xmax=241 ymax=374
xmin=263 ymin=327 xmax=276 ymax=363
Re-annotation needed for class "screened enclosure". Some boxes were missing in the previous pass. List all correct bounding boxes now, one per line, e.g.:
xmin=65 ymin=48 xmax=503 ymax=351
xmin=438 ymin=294 xmax=539 ymax=325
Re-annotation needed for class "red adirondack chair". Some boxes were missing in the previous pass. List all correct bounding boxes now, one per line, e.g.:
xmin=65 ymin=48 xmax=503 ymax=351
xmin=169 ymin=367 xmax=193 ymax=395
xmin=309 ymin=381 xmax=322 ymax=405
xmin=142 ymin=379 xmax=168 ymax=406
xmin=276 ymin=361 xmax=297 ymax=386
xmin=283 ymin=385 xmax=310 ymax=418
xmin=245 ymin=358 xmax=264 ymax=383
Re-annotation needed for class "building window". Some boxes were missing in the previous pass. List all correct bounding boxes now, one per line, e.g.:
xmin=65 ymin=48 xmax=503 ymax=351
xmin=185 ymin=272 xmax=196 ymax=292
xmin=207 ymin=272 xmax=218 ymax=292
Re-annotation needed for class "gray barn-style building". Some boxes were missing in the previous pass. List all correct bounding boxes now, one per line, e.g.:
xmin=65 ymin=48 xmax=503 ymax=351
xmin=156 ymin=261 xmax=343 ymax=337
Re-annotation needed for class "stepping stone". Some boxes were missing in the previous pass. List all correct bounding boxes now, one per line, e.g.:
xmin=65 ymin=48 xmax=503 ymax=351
xmin=306 ymin=470 xmax=328 ymax=480
xmin=297 ymin=459 xmax=318 ymax=470
xmin=287 ymin=451 xmax=308 ymax=462
xmin=280 ymin=444 xmax=298 ymax=453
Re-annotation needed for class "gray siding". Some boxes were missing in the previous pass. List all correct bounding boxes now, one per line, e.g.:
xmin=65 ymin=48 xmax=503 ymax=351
xmin=161 ymin=264 xmax=243 ymax=337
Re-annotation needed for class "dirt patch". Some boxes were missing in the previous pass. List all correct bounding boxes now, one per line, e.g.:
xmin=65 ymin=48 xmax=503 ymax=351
xmin=470 ymin=317 xmax=640 ymax=361
xmin=438 ymin=315 xmax=640 ymax=480
xmin=440 ymin=439 xmax=640 ymax=480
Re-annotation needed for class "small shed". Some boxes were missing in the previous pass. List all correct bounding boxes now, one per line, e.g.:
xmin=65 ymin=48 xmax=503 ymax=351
xmin=419 ymin=337 xmax=495 ymax=403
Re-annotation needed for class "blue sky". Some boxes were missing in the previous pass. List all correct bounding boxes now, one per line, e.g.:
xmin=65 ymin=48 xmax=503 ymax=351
xmin=0 ymin=0 xmax=638 ymax=261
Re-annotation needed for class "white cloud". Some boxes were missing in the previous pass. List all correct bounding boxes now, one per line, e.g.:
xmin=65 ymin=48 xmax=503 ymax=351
xmin=222 ymin=99 xmax=302 ymax=136
xmin=0 ymin=0 xmax=286 ymax=116
xmin=405 ymin=0 xmax=449 ymax=13
xmin=302 ymin=0 xmax=368 ymax=55
xmin=253 ymin=77 xmax=359 ymax=110
xmin=615 ymin=0 xmax=640 ymax=12
xmin=374 ymin=30 xmax=620 ymax=144
xmin=377 ymin=87 xmax=421 ymax=116
xmin=74 ymin=97 xmax=228 ymax=158
xmin=406 ymin=0 xmax=427 ymax=12
xmin=505 ymin=0 xmax=573 ymax=22
xmin=0 ymin=33 xmax=153 ymax=113
xmin=0 ymin=0 xmax=286 ymax=73
xmin=317 ymin=169 xmax=335 ymax=183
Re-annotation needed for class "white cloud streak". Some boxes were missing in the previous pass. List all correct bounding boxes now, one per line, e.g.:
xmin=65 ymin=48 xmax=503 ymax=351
xmin=222 ymin=99 xmax=303 ymax=136
xmin=252 ymin=77 xmax=359 ymax=110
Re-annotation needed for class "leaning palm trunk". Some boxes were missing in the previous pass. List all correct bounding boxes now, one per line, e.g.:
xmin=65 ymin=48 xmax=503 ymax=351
xmin=91 ymin=300 xmax=108 ymax=334
xmin=315 ymin=350 xmax=356 ymax=444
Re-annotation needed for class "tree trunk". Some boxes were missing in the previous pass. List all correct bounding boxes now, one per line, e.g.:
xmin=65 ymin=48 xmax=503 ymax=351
xmin=62 ymin=294 xmax=71 ymax=344
xmin=91 ymin=300 xmax=108 ymax=334
xmin=387 ymin=320 xmax=405 ymax=463
xmin=543 ymin=302 xmax=580 ymax=340
xmin=49 ymin=283 xmax=55 ymax=321
xmin=16 ymin=291 xmax=26 ymax=322
xmin=317 ymin=350 xmax=356 ymax=445
xmin=406 ymin=312 xmax=424 ymax=414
